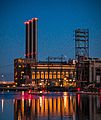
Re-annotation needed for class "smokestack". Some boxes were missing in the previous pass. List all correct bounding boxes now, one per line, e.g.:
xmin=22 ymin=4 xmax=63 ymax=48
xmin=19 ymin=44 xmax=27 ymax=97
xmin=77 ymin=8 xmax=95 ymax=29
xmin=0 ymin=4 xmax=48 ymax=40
xmin=24 ymin=18 xmax=38 ymax=61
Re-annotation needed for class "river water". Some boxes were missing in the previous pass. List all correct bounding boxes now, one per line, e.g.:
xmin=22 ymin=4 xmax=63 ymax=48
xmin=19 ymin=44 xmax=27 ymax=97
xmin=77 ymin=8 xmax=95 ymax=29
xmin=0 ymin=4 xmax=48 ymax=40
xmin=0 ymin=91 xmax=101 ymax=120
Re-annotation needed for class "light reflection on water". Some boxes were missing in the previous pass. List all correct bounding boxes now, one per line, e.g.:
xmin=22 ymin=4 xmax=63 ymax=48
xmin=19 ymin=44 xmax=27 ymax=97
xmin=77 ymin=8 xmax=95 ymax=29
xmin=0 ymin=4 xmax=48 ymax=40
xmin=0 ymin=92 xmax=101 ymax=120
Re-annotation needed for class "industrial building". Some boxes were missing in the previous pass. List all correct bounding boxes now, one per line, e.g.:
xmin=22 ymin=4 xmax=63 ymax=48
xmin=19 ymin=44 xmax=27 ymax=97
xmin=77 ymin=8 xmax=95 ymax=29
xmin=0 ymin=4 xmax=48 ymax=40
xmin=75 ymin=29 xmax=101 ymax=87
xmin=14 ymin=58 xmax=76 ymax=87
xmin=77 ymin=58 xmax=101 ymax=85
xmin=14 ymin=18 xmax=101 ymax=88
xmin=14 ymin=18 xmax=76 ymax=87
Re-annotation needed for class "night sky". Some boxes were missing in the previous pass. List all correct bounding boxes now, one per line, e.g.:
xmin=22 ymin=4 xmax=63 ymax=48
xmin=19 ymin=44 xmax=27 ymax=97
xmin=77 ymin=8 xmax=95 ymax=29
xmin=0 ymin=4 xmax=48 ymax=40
xmin=0 ymin=0 xmax=101 ymax=81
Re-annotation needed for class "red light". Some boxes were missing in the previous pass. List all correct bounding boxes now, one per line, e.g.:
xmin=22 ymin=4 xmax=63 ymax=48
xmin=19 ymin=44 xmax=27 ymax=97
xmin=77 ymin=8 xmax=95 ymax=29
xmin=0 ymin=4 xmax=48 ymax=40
xmin=29 ymin=20 xmax=32 ymax=22
xmin=26 ymin=53 xmax=30 ymax=56
xmin=24 ymin=18 xmax=38 ymax=24
xmin=24 ymin=21 xmax=29 ymax=24
xmin=99 ymin=88 xmax=101 ymax=92
xmin=35 ymin=18 xmax=38 ymax=20
xmin=32 ymin=18 xmax=38 ymax=21
xmin=42 ymin=96 xmax=45 ymax=100
xmin=42 ymin=89 xmax=44 ymax=92
xmin=77 ymin=87 xmax=80 ymax=91
xmin=31 ymin=52 xmax=35 ymax=55
xmin=77 ymin=94 xmax=80 ymax=105
xmin=26 ymin=53 xmax=35 ymax=56
xmin=99 ymin=96 xmax=101 ymax=103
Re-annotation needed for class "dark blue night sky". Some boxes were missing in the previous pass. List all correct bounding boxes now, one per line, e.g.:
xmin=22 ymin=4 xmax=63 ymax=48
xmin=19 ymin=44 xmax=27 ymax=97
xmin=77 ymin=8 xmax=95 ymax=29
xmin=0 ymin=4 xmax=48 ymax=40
xmin=0 ymin=0 xmax=101 ymax=81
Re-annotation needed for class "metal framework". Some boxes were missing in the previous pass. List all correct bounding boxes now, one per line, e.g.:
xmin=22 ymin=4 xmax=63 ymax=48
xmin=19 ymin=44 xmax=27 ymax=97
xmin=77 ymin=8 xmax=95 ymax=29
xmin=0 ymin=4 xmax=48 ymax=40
xmin=75 ymin=29 xmax=89 ymax=60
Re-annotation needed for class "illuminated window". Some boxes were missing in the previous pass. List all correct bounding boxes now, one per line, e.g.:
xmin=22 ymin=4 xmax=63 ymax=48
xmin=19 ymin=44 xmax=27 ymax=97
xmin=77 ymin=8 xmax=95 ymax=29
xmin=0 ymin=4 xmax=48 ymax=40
xmin=45 ymin=72 xmax=48 ymax=79
xmin=32 ymin=72 xmax=35 ymax=79
xmin=70 ymin=71 xmax=73 ymax=74
xmin=18 ymin=65 xmax=21 ymax=68
xmin=21 ymin=71 xmax=24 ymax=74
xmin=57 ymin=72 xmax=60 ymax=79
xmin=66 ymin=72 xmax=69 ymax=77
xmin=61 ymin=72 xmax=65 ymax=79
xmin=62 ymin=72 xmax=65 ymax=75
xmin=41 ymin=72 xmax=44 ymax=79
xmin=15 ymin=72 xmax=17 ymax=76
xmin=22 ymin=65 xmax=24 ymax=68
xmin=53 ymin=72 xmax=56 ymax=79
xmin=49 ymin=72 xmax=52 ymax=79
xmin=36 ymin=72 xmax=40 ymax=79
xmin=18 ymin=59 xmax=22 ymax=63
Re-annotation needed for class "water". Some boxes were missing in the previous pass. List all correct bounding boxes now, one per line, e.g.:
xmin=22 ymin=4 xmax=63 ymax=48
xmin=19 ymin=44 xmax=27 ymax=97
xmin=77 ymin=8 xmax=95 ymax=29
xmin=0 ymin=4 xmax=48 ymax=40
xmin=0 ymin=91 xmax=101 ymax=120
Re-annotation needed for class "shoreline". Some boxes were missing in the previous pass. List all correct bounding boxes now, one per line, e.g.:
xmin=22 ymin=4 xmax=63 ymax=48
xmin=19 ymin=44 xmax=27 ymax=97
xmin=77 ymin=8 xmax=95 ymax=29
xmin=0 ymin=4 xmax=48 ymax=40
xmin=0 ymin=87 xmax=101 ymax=96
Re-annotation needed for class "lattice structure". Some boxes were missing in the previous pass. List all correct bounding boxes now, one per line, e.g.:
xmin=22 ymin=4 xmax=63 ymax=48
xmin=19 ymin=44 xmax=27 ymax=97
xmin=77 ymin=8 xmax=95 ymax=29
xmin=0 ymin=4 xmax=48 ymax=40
xmin=75 ymin=29 xmax=89 ymax=60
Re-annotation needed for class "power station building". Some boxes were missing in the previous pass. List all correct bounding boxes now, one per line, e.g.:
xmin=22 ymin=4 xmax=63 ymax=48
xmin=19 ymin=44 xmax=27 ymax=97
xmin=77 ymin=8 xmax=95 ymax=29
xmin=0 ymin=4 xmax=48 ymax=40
xmin=14 ymin=58 xmax=76 ymax=87
xmin=14 ymin=18 xmax=76 ymax=87
xmin=14 ymin=18 xmax=101 ymax=88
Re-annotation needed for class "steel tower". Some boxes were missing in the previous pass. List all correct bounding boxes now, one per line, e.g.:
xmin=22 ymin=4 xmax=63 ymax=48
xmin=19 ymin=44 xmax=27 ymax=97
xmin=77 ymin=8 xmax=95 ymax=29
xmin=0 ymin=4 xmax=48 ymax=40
xmin=75 ymin=29 xmax=89 ymax=60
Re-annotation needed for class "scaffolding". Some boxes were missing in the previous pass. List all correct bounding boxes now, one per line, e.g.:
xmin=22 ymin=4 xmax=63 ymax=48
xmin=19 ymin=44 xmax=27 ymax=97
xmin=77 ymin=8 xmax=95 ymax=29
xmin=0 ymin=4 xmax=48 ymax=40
xmin=75 ymin=29 xmax=89 ymax=60
xmin=75 ymin=29 xmax=89 ymax=86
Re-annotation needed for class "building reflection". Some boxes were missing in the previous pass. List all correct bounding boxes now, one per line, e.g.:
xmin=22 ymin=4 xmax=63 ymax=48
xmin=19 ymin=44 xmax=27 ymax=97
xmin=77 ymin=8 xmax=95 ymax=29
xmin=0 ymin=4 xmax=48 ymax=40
xmin=14 ymin=92 xmax=76 ymax=120
xmin=76 ymin=94 xmax=101 ymax=120
xmin=13 ymin=93 xmax=101 ymax=120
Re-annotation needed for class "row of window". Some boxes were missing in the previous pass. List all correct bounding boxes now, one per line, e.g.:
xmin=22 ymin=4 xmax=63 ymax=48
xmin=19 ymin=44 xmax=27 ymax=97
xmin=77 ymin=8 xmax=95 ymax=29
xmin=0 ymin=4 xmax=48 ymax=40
xmin=32 ymin=71 xmax=76 ymax=80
